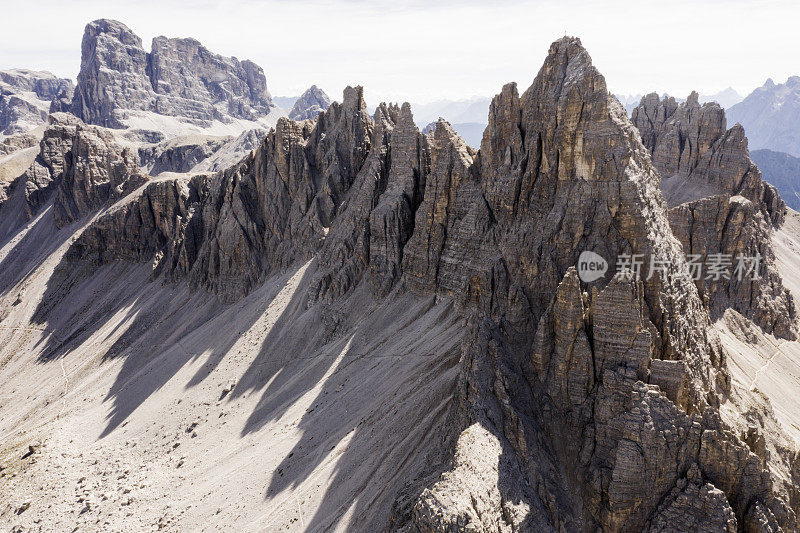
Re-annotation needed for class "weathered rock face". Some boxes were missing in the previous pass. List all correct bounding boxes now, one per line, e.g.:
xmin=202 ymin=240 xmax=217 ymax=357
xmin=632 ymin=91 xmax=784 ymax=220
xmin=138 ymin=135 xmax=233 ymax=175
xmin=288 ymin=85 xmax=331 ymax=121
xmin=0 ymin=112 xmax=148 ymax=240
xmin=0 ymin=69 xmax=74 ymax=135
xmin=70 ymin=19 xmax=155 ymax=128
xmin=64 ymin=174 xmax=199 ymax=268
xmin=70 ymin=19 xmax=274 ymax=128
xmin=32 ymin=38 xmax=800 ymax=532
xmin=69 ymin=86 xmax=372 ymax=301
xmin=399 ymin=39 xmax=744 ymax=531
xmin=632 ymin=92 xmax=795 ymax=337
xmin=191 ymin=127 xmax=267 ymax=174
xmin=148 ymin=36 xmax=272 ymax=123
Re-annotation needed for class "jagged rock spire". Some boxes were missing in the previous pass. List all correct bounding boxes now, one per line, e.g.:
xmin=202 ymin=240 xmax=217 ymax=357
xmin=632 ymin=92 xmax=794 ymax=337
xmin=20 ymin=35 xmax=797 ymax=532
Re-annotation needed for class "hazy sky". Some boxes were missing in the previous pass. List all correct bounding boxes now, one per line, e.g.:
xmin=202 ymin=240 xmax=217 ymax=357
xmin=1 ymin=0 xmax=798 ymax=104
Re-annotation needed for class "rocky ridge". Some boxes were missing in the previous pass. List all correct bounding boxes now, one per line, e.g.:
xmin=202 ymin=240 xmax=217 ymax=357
xmin=632 ymin=92 xmax=795 ymax=338
xmin=0 ymin=69 xmax=74 ymax=135
xmin=0 ymin=112 xmax=147 ymax=241
xmin=70 ymin=19 xmax=274 ymax=129
xmin=22 ymin=37 xmax=797 ymax=531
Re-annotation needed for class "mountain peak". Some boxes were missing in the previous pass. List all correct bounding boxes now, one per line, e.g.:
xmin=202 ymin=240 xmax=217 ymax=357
xmin=288 ymin=84 xmax=332 ymax=121
xmin=543 ymin=35 xmax=593 ymax=79
xmin=728 ymin=75 xmax=800 ymax=156
xmin=71 ymin=19 xmax=274 ymax=129
xmin=83 ymin=18 xmax=141 ymax=47
xmin=2 ymin=28 xmax=799 ymax=533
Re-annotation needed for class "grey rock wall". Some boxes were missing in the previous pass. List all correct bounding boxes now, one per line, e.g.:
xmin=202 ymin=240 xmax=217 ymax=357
xmin=70 ymin=19 xmax=274 ymax=129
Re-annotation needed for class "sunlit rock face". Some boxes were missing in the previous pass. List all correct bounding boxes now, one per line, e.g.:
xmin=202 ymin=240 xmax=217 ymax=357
xmin=1 ymin=34 xmax=798 ymax=533
xmin=70 ymin=19 xmax=274 ymax=128
xmin=633 ymin=92 xmax=795 ymax=338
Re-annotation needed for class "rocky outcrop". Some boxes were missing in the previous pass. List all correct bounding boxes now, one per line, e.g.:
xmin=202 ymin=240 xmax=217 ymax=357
xmin=191 ymin=128 xmax=267 ymax=173
xmin=148 ymin=36 xmax=272 ymax=123
xmin=69 ymin=87 xmax=372 ymax=301
xmin=288 ymin=85 xmax=331 ymax=121
xmin=38 ymin=38 xmax=800 ymax=531
xmin=138 ymin=135 xmax=233 ymax=175
xmin=70 ymin=19 xmax=273 ymax=128
xmin=648 ymin=464 xmax=737 ymax=532
xmin=70 ymin=19 xmax=155 ymax=128
xmin=0 ymin=112 xmax=148 ymax=240
xmin=632 ymin=92 xmax=784 ymax=220
xmin=632 ymin=92 xmax=795 ymax=337
xmin=64 ymin=174 xmax=199 ymax=268
xmin=0 ymin=70 xmax=74 ymax=135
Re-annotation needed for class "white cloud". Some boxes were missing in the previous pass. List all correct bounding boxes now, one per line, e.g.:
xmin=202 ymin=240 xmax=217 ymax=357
xmin=1 ymin=0 xmax=798 ymax=105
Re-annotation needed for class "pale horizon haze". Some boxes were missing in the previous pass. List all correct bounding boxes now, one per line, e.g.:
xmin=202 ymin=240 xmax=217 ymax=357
xmin=1 ymin=0 xmax=798 ymax=106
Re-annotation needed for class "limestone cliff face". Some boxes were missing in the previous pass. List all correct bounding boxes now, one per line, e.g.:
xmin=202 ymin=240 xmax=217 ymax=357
xmin=148 ymin=36 xmax=273 ymax=122
xmin=69 ymin=86 xmax=372 ymax=302
xmin=70 ymin=19 xmax=155 ymax=128
xmin=0 ymin=69 xmax=74 ymax=135
xmin=13 ymin=38 xmax=799 ymax=532
xmin=70 ymin=19 xmax=274 ymax=128
xmin=632 ymin=92 xmax=795 ymax=338
xmin=0 ymin=112 xmax=147 ymax=241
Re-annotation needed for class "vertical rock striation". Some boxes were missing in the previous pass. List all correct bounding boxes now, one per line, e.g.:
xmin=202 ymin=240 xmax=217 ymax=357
xmin=70 ymin=19 xmax=274 ymax=128
xmin=19 ymin=37 xmax=799 ymax=532
xmin=632 ymin=92 xmax=795 ymax=337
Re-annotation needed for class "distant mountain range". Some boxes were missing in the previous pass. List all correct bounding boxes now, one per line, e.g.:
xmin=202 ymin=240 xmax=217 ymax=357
xmin=410 ymin=98 xmax=490 ymax=148
xmin=615 ymin=88 xmax=744 ymax=115
xmin=751 ymin=149 xmax=800 ymax=211
xmin=727 ymin=77 xmax=800 ymax=158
